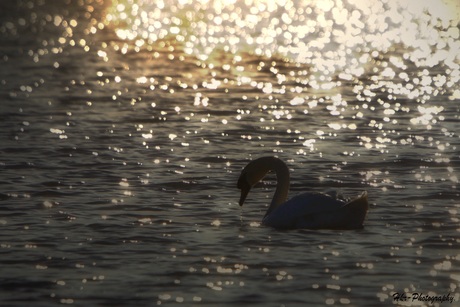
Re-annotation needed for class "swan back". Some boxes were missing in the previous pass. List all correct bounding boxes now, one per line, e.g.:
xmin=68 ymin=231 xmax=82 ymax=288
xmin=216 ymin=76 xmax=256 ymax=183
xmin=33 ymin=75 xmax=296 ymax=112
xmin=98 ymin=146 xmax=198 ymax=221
xmin=263 ymin=191 xmax=368 ymax=229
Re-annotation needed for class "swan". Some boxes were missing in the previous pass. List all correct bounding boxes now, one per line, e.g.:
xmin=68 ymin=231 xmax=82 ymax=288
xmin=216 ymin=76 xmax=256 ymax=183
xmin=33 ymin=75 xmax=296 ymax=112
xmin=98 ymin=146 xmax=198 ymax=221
xmin=237 ymin=156 xmax=368 ymax=229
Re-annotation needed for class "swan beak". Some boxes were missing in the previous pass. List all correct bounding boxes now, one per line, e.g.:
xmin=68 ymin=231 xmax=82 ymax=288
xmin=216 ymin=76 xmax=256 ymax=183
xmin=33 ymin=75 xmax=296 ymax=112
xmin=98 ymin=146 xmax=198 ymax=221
xmin=237 ymin=174 xmax=251 ymax=206
xmin=239 ymin=186 xmax=250 ymax=206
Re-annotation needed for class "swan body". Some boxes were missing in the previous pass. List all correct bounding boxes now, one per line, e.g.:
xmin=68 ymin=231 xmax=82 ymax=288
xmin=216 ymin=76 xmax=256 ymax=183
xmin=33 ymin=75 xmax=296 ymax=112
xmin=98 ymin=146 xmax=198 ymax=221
xmin=237 ymin=157 xmax=368 ymax=230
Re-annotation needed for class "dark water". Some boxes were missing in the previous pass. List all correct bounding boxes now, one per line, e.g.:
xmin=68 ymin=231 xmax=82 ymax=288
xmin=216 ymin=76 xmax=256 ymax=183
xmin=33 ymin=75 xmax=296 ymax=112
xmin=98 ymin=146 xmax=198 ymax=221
xmin=1 ymin=0 xmax=459 ymax=306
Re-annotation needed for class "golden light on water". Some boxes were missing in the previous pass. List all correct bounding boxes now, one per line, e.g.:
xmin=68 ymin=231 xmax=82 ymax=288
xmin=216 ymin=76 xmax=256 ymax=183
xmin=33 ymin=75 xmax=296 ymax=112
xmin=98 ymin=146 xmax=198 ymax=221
xmin=99 ymin=0 xmax=460 ymax=155
xmin=104 ymin=0 xmax=460 ymax=71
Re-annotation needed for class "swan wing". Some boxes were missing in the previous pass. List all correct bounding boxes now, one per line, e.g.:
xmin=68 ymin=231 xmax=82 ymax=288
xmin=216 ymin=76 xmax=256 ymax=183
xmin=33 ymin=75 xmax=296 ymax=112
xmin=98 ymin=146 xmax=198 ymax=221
xmin=262 ymin=192 xmax=346 ymax=229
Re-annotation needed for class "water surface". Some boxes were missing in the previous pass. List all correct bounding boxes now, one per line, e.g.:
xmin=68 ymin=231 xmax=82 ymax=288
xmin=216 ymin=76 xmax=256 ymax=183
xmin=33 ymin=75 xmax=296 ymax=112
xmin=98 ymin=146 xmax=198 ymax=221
xmin=1 ymin=0 xmax=459 ymax=306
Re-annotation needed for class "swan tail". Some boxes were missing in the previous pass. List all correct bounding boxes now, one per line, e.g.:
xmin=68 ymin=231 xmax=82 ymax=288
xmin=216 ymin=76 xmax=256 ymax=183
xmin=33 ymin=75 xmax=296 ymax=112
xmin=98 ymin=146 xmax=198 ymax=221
xmin=342 ymin=191 xmax=368 ymax=228
xmin=346 ymin=191 xmax=368 ymax=211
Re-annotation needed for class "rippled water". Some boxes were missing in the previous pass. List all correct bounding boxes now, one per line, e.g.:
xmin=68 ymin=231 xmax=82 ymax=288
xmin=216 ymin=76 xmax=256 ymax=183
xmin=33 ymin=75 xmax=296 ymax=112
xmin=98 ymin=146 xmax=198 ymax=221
xmin=1 ymin=0 xmax=460 ymax=306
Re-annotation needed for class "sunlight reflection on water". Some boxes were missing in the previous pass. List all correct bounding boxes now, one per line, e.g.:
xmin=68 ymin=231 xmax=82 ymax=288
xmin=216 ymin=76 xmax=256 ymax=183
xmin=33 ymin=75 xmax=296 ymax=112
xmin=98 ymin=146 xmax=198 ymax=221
xmin=100 ymin=0 xmax=460 ymax=156
xmin=105 ymin=0 xmax=460 ymax=70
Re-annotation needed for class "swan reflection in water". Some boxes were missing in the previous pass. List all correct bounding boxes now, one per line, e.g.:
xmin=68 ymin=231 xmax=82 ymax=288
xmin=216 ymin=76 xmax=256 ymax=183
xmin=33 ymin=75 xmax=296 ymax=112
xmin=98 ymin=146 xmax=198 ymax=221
xmin=237 ymin=157 xmax=368 ymax=230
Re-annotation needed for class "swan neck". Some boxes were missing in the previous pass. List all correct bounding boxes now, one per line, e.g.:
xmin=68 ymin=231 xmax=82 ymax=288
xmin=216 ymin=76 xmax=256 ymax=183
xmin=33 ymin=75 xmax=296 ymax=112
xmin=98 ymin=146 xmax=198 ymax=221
xmin=266 ymin=159 xmax=290 ymax=216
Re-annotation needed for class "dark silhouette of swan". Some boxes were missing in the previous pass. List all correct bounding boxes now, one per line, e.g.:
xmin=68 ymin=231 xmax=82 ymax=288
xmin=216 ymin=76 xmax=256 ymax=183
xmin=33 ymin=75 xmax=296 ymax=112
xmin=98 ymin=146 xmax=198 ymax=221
xmin=237 ymin=157 xmax=368 ymax=229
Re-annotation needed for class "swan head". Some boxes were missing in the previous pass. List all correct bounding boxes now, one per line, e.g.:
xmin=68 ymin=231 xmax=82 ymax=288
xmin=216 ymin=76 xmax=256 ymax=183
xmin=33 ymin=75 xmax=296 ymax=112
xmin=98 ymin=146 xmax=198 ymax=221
xmin=237 ymin=172 xmax=251 ymax=206
xmin=237 ymin=158 xmax=275 ymax=206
